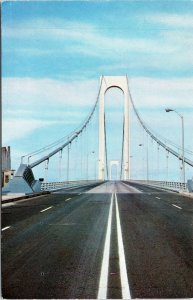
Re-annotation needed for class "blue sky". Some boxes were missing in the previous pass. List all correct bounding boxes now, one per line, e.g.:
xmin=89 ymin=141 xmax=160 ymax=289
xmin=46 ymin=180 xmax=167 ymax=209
xmin=2 ymin=0 xmax=193 ymax=181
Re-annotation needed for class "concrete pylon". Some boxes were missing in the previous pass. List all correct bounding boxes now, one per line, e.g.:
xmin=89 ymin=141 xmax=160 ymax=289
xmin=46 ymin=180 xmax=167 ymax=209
xmin=98 ymin=76 xmax=130 ymax=181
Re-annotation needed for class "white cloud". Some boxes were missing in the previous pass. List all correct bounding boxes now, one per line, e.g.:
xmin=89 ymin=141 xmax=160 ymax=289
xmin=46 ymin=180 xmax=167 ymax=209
xmin=2 ymin=77 xmax=99 ymax=109
xmin=3 ymin=76 xmax=193 ymax=119
xmin=2 ymin=119 xmax=51 ymax=144
xmin=2 ymin=77 xmax=100 ymax=144
xmin=3 ymin=18 xmax=180 ymax=57
xmin=3 ymin=16 xmax=193 ymax=76
xmin=146 ymin=14 xmax=193 ymax=28
xmin=129 ymin=77 xmax=193 ymax=108
xmin=3 ymin=19 xmax=95 ymax=38
xmin=3 ymin=76 xmax=193 ymax=110
xmin=2 ymin=116 xmax=80 ymax=144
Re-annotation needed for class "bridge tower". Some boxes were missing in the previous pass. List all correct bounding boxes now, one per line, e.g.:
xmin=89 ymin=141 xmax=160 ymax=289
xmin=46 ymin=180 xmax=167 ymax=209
xmin=98 ymin=76 xmax=130 ymax=181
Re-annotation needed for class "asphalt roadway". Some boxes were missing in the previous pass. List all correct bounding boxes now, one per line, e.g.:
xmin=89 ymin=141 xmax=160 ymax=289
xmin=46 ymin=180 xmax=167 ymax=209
xmin=1 ymin=181 xmax=193 ymax=299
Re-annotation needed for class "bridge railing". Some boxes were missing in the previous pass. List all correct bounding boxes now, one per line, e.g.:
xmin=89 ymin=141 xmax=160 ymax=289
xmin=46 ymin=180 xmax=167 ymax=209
xmin=132 ymin=180 xmax=187 ymax=192
xmin=41 ymin=180 xmax=101 ymax=191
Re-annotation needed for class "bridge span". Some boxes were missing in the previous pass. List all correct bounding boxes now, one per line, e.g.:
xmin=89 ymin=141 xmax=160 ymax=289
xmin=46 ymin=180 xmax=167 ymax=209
xmin=2 ymin=181 xmax=193 ymax=299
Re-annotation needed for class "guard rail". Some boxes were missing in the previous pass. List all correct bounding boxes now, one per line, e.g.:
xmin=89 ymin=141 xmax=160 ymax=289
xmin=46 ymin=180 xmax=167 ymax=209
xmin=133 ymin=180 xmax=187 ymax=192
xmin=41 ymin=180 xmax=101 ymax=191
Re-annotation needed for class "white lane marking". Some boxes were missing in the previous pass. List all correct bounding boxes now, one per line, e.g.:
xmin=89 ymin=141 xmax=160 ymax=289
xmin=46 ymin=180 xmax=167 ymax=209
xmin=156 ymin=197 xmax=161 ymax=199
xmin=172 ymin=204 xmax=182 ymax=210
xmin=2 ymin=226 xmax=11 ymax=231
xmin=40 ymin=206 xmax=52 ymax=213
xmin=115 ymin=193 xmax=131 ymax=299
xmin=97 ymin=194 xmax=113 ymax=299
xmin=65 ymin=198 xmax=71 ymax=201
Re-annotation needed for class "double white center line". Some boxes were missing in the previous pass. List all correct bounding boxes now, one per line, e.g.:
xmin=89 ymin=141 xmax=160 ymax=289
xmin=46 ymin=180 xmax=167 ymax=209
xmin=97 ymin=193 xmax=131 ymax=299
xmin=97 ymin=194 xmax=113 ymax=299
xmin=115 ymin=193 xmax=131 ymax=299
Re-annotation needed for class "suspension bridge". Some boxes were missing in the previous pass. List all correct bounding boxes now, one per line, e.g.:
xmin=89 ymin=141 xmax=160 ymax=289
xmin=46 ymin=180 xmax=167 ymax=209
xmin=2 ymin=76 xmax=193 ymax=299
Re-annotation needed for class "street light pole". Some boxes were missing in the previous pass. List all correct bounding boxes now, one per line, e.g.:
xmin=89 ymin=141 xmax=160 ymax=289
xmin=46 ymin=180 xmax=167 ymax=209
xmin=165 ymin=108 xmax=185 ymax=187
